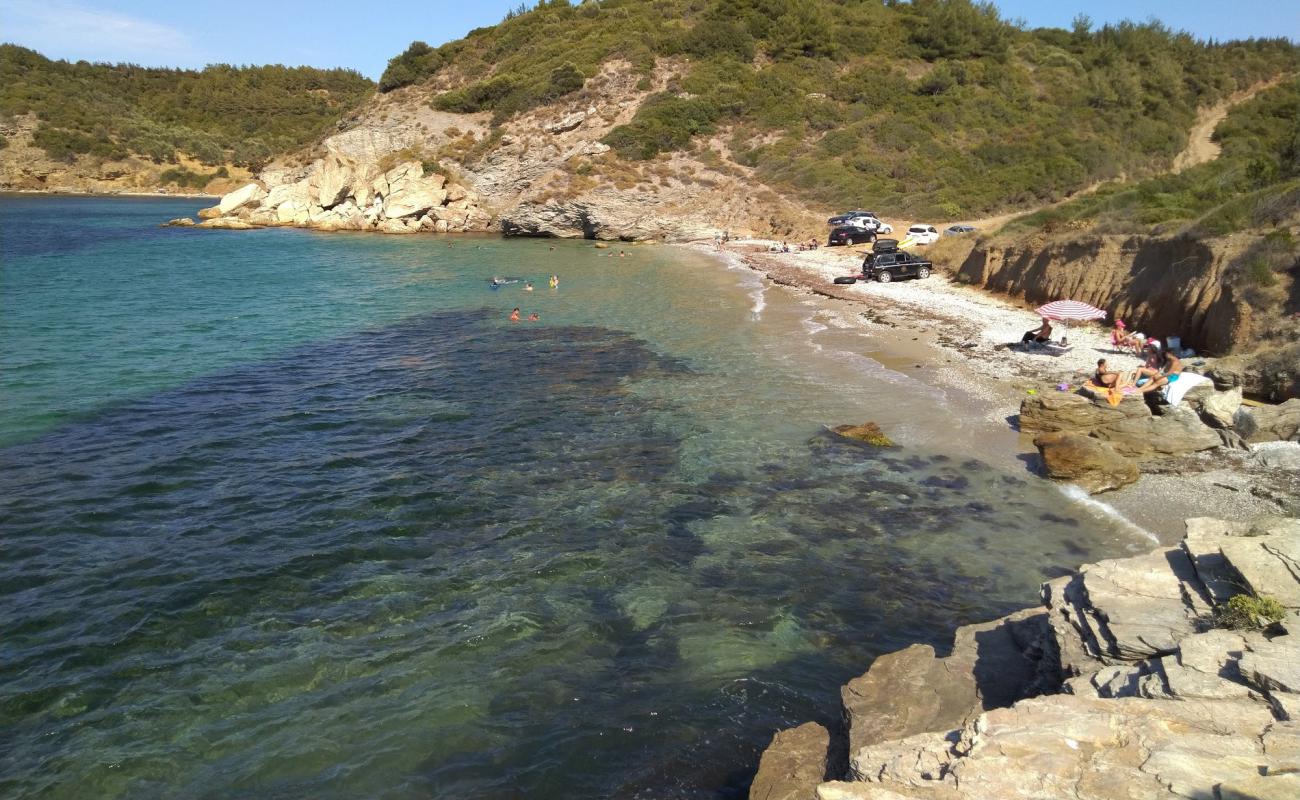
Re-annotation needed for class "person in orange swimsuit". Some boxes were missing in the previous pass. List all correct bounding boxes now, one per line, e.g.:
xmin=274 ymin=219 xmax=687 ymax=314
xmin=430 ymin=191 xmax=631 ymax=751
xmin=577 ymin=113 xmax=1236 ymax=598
xmin=509 ymin=308 xmax=520 ymax=322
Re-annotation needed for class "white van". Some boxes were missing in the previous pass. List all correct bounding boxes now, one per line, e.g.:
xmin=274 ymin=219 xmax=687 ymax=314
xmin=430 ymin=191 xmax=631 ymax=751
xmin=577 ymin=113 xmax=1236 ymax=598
xmin=907 ymin=224 xmax=940 ymax=244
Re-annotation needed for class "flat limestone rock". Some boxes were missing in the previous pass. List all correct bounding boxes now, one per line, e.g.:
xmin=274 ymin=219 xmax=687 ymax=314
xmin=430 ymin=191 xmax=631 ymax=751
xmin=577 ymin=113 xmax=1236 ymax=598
xmin=1018 ymin=392 xmax=1149 ymax=435
xmin=749 ymin=722 xmax=830 ymax=800
xmin=1089 ymin=407 xmax=1222 ymax=460
xmin=817 ymin=782 xmax=951 ymax=800
xmin=950 ymin=695 xmax=1276 ymax=800
xmin=841 ymin=645 xmax=975 ymax=756
xmin=1183 ymin=517 xmax=1254 ymax=603
xmin=1076 ymin=548 xmax=1210 ymax=660
xmin=1218 ymin=773 xmax=1300 ymax=800
xmin=851 ymin=730 xmax=956 ymax=787
xmin=1219 ymin=531 xmax=1300 ymax=609
xmin=1160 ymin=655 xmax=1253 ymax=700
xmin=1239 ymin=635 xmax=1300 ymax=695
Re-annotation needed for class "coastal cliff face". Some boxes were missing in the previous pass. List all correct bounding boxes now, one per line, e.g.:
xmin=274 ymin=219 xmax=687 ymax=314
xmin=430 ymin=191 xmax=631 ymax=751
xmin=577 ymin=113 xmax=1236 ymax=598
xmin=956 ymin=234 xmax=1254 ymax=354
xmin=194 ymin=60 xmax=819 ymax=240
xmin=950 ymin=231 xmax=1300 ymax=397
xmin=752 ymin=515 xmax=1300 ymax=800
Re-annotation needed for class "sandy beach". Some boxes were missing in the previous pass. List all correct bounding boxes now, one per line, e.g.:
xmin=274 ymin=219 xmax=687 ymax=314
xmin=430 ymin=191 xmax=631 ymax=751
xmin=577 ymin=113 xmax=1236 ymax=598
xmin=691 ymin=239 xmax=1300 ymax=541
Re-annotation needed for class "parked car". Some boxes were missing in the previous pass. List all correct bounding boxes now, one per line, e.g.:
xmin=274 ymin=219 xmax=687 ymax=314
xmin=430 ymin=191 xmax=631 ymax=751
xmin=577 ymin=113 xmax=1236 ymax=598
xmin=827 ymin=210 xmax=878 ymax=226
xmin=832 ymin=239 xmax=933 ymax=283
xmin=862 ymin=250 xmax=932 ymax=282
xmin=906 ymin=224 xmax=940 ymax=244
xmin=945 ymin=224 xmax=977 ymax=235
xmin=827 ymin=225 xmax=877 ymax=246
xmin=845 ymin=215 xmax=895 ymax=235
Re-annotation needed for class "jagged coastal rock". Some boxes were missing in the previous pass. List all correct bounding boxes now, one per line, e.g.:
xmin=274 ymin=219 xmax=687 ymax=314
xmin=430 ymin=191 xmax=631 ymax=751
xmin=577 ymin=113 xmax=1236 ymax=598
xmin=750 ymin=515 xmax=1300 ymax=800
xmin=194 ymin=119 xmax=494 ymax=235
xmin=1021 ymin=388 xmax=1297 ymax=494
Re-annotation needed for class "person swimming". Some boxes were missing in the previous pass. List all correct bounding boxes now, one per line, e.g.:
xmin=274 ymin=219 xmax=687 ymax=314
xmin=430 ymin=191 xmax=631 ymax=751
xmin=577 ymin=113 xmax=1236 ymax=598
xmin=528 ymin=313 xmax=539 ymax=321
xmin=509 ymin=308 xmax=520 ymax=322
xmin=524 ymin=282 xmax=534 ymax=291
xmin=549 ymin=274 xmax=559 ymax=289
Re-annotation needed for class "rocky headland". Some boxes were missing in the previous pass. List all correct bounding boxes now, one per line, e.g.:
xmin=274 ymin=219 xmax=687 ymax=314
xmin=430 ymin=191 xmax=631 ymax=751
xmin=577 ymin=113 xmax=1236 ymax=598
xmin=179 ymin=59 xmax=817 ymax=239
xmin=749 ymin=515 xmax=1300 ymax=800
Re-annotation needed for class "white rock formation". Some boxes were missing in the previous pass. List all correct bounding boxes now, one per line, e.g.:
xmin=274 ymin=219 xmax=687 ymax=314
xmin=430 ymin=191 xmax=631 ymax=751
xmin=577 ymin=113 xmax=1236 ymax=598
xmin=216 ymin=182 xmax=267 ymax=215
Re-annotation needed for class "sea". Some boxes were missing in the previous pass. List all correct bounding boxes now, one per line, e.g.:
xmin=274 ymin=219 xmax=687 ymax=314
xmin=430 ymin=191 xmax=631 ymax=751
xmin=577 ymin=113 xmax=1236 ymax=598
xmin=0 ymin=195 xmax=1147 ymax=798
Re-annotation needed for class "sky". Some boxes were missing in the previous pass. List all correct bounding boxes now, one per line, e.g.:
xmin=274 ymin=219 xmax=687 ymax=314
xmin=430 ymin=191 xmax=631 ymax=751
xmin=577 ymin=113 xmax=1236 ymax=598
xmin=2 ymin=0 xmax=1297 ymax=80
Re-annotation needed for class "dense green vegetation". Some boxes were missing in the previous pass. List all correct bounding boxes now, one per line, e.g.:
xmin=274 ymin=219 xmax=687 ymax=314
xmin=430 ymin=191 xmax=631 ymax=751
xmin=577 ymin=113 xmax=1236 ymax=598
xmin=159 ymin=166 xmax=229 ymax=189
xmin=0 ymin=45 xmax=373 ymax=169
xmin=380 ymin=0 xmax=1299 ymax=217
xmin=1006 ymin=76 xmax=1300 ymax=236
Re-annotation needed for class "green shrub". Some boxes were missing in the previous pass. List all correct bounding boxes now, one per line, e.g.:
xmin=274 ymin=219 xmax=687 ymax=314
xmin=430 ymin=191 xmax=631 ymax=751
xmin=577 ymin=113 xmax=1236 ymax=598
xmin=1215 ymin=593 xmax=1287 ymax=630
xmin=682 ymin=19 xmax=755 ymax=61
xmin=32 ymin=126 xmax=97 ymax=161
xmin=603 ymin=93 xmax=720 ymax=160
xmin=158 ymin=167 xmax=217 ymax=189
xmin=547 ymin=62 xmax=585 ymax=98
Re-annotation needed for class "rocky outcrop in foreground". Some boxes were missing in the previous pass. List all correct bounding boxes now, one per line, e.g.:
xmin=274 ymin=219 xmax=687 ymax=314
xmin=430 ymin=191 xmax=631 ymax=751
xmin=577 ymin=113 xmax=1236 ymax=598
xmin=751 ymin=516 xmax=1300 ymax=800
xmin=1022 ymin=386 xmax=1299 ymax=493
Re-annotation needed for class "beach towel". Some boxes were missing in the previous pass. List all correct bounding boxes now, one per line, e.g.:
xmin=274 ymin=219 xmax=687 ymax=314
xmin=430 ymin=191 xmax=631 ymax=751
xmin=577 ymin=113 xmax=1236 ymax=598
xmin=1083 ymin=379 xmax=1136 ymax=407
xmin=1164 ymin=372 xmax=1210 ymax=406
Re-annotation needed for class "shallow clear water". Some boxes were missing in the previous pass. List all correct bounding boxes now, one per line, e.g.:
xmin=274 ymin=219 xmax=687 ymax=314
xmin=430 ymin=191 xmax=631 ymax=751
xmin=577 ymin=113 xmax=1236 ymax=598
xmin=1 ymin=196 xmax=1142 ymax=798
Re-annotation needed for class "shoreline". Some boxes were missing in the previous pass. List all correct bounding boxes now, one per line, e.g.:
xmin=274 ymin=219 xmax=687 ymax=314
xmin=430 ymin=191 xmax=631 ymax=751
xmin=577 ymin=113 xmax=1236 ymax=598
xmin=750 ymin=513 xmax=1300 ymax=800
xmin=0 ymin=188 xmax=217 ymax=200
xmin=686 ymin=239 xmax=1299 ymax=542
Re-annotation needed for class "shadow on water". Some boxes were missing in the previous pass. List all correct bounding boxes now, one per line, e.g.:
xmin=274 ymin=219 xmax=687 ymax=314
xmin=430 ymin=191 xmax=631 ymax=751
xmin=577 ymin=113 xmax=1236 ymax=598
xmin=2 ymin=308 xmax=1126 ymax=799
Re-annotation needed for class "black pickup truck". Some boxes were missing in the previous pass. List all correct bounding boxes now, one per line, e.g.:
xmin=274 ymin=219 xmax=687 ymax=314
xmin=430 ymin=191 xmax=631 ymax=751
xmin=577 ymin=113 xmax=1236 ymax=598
xmin=833 ymin=240 xmax=932 ymax=284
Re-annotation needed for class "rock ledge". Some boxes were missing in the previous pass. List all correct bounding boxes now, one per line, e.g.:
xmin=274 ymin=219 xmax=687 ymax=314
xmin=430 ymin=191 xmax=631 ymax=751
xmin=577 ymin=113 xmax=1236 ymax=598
xmin=749 ymin=515 xmax=1300 ymax=800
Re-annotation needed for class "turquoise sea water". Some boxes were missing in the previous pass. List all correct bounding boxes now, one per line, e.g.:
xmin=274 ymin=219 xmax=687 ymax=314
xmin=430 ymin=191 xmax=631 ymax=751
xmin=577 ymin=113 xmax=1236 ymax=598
xmin=1 ymin=195 xmax=1139 ymax=798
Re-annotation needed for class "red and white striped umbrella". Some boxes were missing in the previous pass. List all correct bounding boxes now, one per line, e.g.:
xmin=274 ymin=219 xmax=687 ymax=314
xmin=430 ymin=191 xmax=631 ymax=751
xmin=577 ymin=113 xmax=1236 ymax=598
xmin=1035 ymin=300 xmax=1107 ymax=322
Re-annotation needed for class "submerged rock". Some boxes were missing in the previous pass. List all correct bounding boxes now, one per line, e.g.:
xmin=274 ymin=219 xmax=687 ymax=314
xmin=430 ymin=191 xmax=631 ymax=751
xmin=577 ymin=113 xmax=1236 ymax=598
xmin=831 ymin=423 xmax=895 ymax=447
xmin=197 ymin=217 xmax=254 ymax=230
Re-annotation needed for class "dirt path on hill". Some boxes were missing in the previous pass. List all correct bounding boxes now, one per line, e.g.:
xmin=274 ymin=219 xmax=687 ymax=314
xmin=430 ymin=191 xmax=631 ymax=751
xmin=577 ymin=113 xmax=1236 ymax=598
xmin=1171 ymin=77 xmax=1284 ymax=174
xmin=947 ymin=77 xmax=1287 ymax=234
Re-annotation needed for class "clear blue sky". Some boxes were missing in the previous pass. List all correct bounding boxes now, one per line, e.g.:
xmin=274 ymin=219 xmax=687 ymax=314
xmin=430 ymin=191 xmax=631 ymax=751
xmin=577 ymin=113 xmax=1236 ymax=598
xmin=2 ymin=0 xmax=1297 ymax=79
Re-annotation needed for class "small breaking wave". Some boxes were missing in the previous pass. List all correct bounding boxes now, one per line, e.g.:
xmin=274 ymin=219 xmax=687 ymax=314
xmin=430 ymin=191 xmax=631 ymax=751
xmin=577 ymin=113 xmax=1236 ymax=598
xmin=1058 ymin=484 xmax=1159 ymax=545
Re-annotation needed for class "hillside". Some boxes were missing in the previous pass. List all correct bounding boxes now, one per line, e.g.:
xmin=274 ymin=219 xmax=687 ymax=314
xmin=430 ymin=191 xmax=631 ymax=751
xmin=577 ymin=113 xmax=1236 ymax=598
xmin=0 ymin=45 xmax=373 ymax=194
xmin=376 ymin=0 xmax=1298 ymax=220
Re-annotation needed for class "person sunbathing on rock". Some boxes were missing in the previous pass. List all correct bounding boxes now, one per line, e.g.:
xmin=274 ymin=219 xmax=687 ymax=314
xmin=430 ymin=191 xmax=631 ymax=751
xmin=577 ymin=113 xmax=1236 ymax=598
xmin=1093 ymin=358 xmax=1120 ymax=388
xmin=1139 ymin=350 xmax=1182 ymax=394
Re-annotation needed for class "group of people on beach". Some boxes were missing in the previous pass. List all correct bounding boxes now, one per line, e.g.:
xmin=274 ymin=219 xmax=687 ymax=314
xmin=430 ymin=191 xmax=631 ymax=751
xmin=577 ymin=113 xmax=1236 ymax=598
xmin=1087 ymin=318 xmax=1184 ymax=396
xmin=1092 ymin=347 xmax=1182 ymax=395
xmin=506 ymin=274 xmax=559 ymax=322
